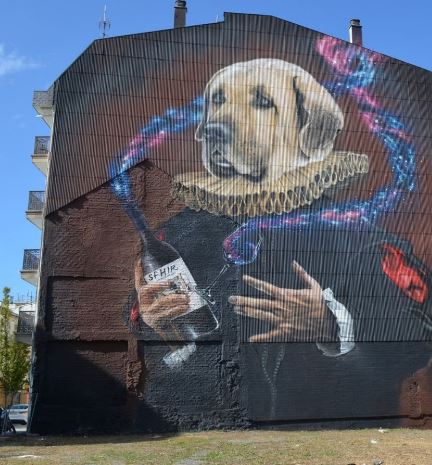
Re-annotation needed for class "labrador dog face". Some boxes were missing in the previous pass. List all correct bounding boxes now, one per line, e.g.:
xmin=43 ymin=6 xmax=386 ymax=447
xmin=196 ymin=59 xmax=344 ymax=182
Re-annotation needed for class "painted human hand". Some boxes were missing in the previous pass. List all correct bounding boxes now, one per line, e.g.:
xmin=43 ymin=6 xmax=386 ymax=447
xmin=229 ymin=261 xmax=335 ymax=342
xmin=134 ymin=258 xmax=190 ymax=339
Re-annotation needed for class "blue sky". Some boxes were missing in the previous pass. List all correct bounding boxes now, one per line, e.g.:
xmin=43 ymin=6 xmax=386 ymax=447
xmin=1 ymin=0 xmax=431 ymax=300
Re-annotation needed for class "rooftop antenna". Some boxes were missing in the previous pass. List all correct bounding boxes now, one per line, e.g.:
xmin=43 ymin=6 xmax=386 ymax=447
xmin=99 ymin=5 xmax=111 ymax=38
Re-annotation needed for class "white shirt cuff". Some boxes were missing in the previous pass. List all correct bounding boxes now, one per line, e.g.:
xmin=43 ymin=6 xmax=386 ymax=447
xmin=316 ymin=288 xmax=355 ymax=357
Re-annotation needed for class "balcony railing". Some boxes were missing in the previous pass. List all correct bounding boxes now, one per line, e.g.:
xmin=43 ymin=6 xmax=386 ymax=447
xmin=27 ymin=191 xmax=45 ymax=212
xmin=32 ymin=136 xmax=50 ymax=176
xmin=22 ymin=249 xmax=40 ymax=271
xmin=34 ymin=136 xmax=50 ymax=155
xmin=26 ymin=191 xmax=45 ymax=229
xmin=33 ymin=87 xmax=54 ymax=110
xmin=33 ymin=86 xmax=54 ymax=128
xmin=21 ymin=250 xmax=40 ymax=286
xmin=15 ymin=309 xmax=35 ymax=344
xmin=17 ymin=311 xmax=35 ymax=336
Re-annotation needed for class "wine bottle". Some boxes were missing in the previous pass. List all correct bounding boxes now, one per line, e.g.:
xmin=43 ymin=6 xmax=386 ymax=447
xmin=138 ymin=218 xmax=219 ymax=340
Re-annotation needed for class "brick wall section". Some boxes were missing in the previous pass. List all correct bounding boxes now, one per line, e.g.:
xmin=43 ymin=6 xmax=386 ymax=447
xmin=38 ymin=162 xmax=183 ymax=342
xmin=30 ymin=162 xmax=246 ymax=433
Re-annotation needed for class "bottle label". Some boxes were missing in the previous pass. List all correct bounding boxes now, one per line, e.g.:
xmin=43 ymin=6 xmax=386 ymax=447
xmin=144 ymin=258 xmax=206 ymax=311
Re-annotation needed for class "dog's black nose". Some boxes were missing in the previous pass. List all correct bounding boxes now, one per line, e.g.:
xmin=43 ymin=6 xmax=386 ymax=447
xmin=203 ymin=122 xmax=232 ymax=144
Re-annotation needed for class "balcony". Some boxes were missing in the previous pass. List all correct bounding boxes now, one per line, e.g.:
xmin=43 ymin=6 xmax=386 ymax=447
xmin=20 ymin=249 xmax=40 ymax=286
xmin=16 ymin=310 xmax=35 ymax=345
xmin=33 ymin=86 xmax=54 ymax=128
xmin=32 ymin=136 xmax=50 ymax=175
xmin=25 ymin=191 xmax=45 ymax=229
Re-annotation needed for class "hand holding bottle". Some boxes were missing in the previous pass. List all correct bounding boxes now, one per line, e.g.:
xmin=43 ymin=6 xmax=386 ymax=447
xmin=134 ymin=258 xmax=190 ymax=339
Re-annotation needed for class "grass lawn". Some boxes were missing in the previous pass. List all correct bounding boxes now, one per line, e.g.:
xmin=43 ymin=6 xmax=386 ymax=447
xmin=0 ymin=429 xmax=431 ymax=465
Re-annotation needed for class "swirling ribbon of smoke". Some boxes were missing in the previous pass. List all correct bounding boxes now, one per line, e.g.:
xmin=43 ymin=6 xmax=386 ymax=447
xmin=109 ymin=38 xmax=415 ymax=266
xmin=109 ymin=97 xmax=204 ymax=229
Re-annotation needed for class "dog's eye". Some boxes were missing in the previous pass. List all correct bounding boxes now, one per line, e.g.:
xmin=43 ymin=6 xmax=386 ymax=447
xmin=252 ymin=90 xmax=274 ymax=109
xmin=211 ymin=89 xmax=226 ymax=105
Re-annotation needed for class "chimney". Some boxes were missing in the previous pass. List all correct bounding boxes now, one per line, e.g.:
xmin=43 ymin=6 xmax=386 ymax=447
xmin=349 ymin=19 xmax=363 ymax=46
xmin=174 ymin=1 xmax=187 ymax=28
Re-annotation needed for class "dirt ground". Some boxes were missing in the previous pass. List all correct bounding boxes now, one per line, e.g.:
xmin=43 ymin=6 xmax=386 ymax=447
xmin=0 ymin=428 xmax=431 ymax=465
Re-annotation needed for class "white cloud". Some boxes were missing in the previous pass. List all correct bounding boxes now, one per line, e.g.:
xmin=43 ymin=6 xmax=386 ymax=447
xmin=0 ymin=43 xmax=39 ymax=77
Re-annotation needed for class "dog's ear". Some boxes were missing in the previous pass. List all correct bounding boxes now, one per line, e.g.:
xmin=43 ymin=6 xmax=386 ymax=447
xmin=293 ymin=71 xmax=344 ymax=161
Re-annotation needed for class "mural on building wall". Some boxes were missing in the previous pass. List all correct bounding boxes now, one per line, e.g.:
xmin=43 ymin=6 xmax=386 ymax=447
xmin=109 ymin=34 xmax=432 ymax=421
